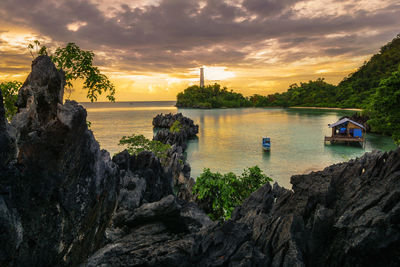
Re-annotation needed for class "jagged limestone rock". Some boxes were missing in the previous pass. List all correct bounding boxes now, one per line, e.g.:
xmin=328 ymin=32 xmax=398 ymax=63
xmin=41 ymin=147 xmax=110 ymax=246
xmin=0 ymin=56 xmax=119 ymax=266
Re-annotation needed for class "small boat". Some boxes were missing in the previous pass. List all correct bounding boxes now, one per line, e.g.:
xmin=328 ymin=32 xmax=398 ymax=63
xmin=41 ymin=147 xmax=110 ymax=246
xmin=262 ymin=137 xmax=271 ymax=151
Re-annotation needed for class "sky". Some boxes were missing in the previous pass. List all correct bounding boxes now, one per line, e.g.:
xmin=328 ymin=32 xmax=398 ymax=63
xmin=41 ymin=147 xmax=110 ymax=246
xmin=0 ymin=0 xmax=399 ymax=102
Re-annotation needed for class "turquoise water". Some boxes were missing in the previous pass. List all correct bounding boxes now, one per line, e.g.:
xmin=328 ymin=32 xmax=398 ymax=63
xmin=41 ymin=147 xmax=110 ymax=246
xmin=83 ymin=102 xmax=397 ymax=188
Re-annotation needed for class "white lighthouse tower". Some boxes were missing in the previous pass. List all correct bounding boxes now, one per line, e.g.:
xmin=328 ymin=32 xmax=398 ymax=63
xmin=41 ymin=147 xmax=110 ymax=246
xmin=200 ymin=67 xmax=204 ymax=87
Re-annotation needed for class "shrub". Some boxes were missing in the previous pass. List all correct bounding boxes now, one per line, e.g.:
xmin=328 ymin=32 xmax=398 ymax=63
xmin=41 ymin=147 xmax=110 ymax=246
xmin=193 ymin=166 xmax=272 ymax=221
xmin=170 ymin=120 xmax=182 ymax=133
xmin=0 ymin=81 xmax=21 ymax=121
xmin=118 ymin=134 xmax=171 ymax=159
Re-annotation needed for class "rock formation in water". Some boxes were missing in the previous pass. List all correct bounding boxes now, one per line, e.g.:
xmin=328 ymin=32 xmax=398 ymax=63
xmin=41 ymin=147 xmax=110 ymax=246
xmin=1 ymin=55 xmax=399 ymax=267
xmin=153 ymin=112 xmax=198 ymax=151
xmin=0 ymin=56 xmax=119 ymax=266
xmin=153 ymin=113 xmax=199 ymax=201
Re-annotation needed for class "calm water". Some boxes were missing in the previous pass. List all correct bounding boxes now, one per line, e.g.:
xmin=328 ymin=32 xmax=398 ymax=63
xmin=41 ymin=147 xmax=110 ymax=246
xmin=82 ymin=101 xmax=397 ymax=188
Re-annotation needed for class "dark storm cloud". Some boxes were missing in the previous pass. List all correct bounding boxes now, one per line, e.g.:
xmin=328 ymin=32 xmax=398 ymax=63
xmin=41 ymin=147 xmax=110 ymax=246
xmin=0 ymin=0 xmax=399 ymax=74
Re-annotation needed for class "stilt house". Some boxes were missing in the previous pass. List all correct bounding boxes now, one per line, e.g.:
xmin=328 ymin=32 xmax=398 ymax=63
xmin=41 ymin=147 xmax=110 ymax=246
xmin=325 ymin=118 xmax=366 ymax=144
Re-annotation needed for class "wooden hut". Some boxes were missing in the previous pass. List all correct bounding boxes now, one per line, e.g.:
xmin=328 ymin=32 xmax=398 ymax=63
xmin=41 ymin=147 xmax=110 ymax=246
xmin=324 ymin=118 xmax=366 ymax=144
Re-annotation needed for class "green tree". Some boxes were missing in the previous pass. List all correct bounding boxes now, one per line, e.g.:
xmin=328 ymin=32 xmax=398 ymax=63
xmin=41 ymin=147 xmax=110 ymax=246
xmin=337 ymin=34 xmax=400 ymax=108
xmin=367 ymin=66 xmax=400 ymax=144
xmin=32 ymin=41 xmax=116 ymax=102
xmin=176 ymin=83 xmax=251 ymax=108
xmin=193 ymin=166 xmax=272 ymax=221
xmin=0 ymin=41 xmax=116 ymax=120
xmin=27 ymin=40 xmax=48 ymax=58
xmin=0 ymin=81 xmax=22 ymax=121
xmin=118 ymin=134 xmax=171 ymax=160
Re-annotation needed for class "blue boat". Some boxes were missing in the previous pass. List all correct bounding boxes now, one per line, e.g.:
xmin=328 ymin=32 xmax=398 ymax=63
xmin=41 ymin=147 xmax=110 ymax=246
xmin=262 ymin=137 xmax=271 ymax=151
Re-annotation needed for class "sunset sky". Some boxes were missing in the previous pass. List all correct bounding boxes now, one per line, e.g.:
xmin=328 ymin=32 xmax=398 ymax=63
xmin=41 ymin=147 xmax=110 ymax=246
xmin=0 ymin=0 xmax=399 ymax=101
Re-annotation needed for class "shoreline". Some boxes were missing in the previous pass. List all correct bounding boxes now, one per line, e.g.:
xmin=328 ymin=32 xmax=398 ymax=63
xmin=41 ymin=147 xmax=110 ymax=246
xmin=176 ymin=105 xmax=362 ymax=111
xmin=288 ymin=106 xmax=362 ymax=111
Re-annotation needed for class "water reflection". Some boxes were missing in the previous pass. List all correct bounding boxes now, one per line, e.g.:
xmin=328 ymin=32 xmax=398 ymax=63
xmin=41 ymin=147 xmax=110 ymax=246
xmin=261 ymin=150 xmax=271 ymax=162
xmin=180 ymin=107 xmax=397 ymax=189
xmin=85 ymin=104 xmax=397 ymax=190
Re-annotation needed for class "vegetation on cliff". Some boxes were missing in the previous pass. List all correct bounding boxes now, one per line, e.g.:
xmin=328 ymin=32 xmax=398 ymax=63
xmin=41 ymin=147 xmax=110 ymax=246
xmin=118 ymin=134 xmax=171 ymax=160
xmin=169 ymin=120 xmax=182 ymax=133
xmin=193 ymin=166 xmax=272 ymax=221
xmin=1 ymin=41 xmax=115 ymax=120
xmin=0 ymin=81 xmax=21 ymax=120
xmin=249 ymin=35 xmax=400 ymax=109
xmin=366 ymin=66 xmax=400 ymax=144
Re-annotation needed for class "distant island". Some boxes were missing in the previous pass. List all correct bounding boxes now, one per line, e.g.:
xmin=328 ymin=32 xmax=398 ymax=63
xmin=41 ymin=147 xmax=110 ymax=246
xmin=176 ymin=34 xmax=400 ymax=144
xmin=176 ymin=83 xmax=252 ymax=108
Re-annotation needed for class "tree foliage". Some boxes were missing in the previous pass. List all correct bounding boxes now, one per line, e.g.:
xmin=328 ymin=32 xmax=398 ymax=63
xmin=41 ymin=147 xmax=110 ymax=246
xmin=31 ymin=41 xmax=116 ymax=102
xmin=337 ymin=34 xmax=400 ymax=108
xmin=27 ymin=40 xmax=48 ymax=58
xmin=249 ymin=78 xmax=337 ymax=108
xmin=118 ymin=134 xmax=171 ymax=159
xmin=259 ymin=35 xmax=400 ymax=109
xmin=0 ymin=41 xmax=116 ymax=120
xmin=170 ymin=120 xmax=182 ymax=133
xmin=176 ymin=83 xmax=252 ymax=108
xmin=366 ymin=66 xmax=400 ymax=144
xmin=0 ymin=81 xmax=21 ymax=121
xmin=193 ymin=166 xmax=272 ymax=221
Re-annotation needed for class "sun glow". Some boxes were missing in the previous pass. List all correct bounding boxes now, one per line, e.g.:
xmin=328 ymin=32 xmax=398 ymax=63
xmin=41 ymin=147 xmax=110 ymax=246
xmin=0 ymin=32 xmax=39 ymax=49
xmin=66 ymin=21 xmax=87 ymax=32
xmin=189 ymin=66 xmax=235 ymax=82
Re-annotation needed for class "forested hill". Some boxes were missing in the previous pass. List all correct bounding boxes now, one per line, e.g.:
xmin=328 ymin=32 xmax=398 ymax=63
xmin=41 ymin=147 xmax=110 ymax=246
xmin=336 ymin=34 xmax=400 ymax=108
xmin=254 ymin=34 xmax=400 ymax=109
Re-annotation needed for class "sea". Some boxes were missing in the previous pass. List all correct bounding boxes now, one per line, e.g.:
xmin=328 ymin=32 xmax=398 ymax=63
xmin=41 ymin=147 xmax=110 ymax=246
xmin=81 ymin=101 xmax=397 ymax=188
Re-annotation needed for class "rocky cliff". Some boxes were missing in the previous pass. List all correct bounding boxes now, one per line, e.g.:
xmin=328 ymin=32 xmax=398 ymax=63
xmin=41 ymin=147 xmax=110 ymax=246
xmin=86 ymin=150 xmax=214 ymax=266
xmin=0 ymin=56 xmax=119 ymax=266
xmin=153 ymin=113 xmax=199 ymax=151
xmin=231 ymin=149 xmax=400 ymax=266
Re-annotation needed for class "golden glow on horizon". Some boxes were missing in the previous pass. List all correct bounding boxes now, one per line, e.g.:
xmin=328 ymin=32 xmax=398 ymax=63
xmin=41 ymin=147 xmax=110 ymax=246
xmin=1 ymin=0 xmax=399 ymax=102
xmin=0 ymin=27 xmax=382 ymax=102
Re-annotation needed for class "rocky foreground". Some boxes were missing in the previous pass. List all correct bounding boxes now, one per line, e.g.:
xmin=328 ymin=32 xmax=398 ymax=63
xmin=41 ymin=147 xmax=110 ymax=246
xmin=1 ymin=56 xmax=399 ymax=266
